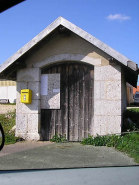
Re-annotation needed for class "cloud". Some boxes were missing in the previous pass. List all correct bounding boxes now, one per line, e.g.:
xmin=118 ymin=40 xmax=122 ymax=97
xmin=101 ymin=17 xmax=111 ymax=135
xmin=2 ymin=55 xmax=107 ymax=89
xmin=107 ymin=14 xmax=131 ymax=21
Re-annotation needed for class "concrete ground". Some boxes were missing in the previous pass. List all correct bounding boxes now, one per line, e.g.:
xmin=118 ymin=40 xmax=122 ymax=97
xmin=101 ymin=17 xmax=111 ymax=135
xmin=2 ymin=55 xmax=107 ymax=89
xmin=0 ymin=141 xmax=138 ymax=170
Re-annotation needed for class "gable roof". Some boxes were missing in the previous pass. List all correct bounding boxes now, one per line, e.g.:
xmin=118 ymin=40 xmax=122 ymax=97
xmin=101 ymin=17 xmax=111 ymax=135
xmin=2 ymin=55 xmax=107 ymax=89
xmin=0 ymin=16 xmax=138 ymax=83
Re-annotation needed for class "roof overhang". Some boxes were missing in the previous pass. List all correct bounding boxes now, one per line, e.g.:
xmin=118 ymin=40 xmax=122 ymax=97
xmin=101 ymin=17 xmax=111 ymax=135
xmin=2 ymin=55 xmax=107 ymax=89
xmin=0 ymin=0 xmax=25 ymax=13
xmin=0 ymin=17 xmax=138 ymax=86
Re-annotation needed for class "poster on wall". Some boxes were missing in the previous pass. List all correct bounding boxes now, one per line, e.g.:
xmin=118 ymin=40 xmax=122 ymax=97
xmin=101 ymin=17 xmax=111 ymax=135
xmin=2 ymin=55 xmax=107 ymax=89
xmin=41 ymin=74 xmax=60 ymax=109
xmin=41 ymin=75 xmax=48 ymax=95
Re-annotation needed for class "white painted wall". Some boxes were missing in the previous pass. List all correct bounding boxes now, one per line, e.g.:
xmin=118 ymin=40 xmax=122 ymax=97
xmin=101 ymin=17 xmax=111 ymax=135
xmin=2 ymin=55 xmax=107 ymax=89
xmin=0 ymin=86 xmax=16 ymax=103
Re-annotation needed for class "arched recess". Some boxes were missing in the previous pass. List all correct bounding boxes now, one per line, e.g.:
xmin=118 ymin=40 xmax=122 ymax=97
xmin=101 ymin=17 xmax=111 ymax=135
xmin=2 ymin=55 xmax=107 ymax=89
xmin=39 ymin=54 xmax=101 ymax=141
xmin=33 ymin=54 xmax=101 ymax=69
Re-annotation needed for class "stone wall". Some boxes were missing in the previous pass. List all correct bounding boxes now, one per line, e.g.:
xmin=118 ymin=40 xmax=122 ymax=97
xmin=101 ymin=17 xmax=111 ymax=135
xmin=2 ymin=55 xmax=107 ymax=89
xmin=16 ymin=68 xmax=41 ymax=140
xmin=93 ymin=64 xmax=122 ymax=136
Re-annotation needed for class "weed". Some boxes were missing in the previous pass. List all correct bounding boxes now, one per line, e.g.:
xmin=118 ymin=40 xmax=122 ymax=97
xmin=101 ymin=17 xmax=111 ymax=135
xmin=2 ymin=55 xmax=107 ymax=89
xmin=50 ymin=133 xmax=67 ymax=143
xmin=81 ymin=133 xmax=139 ymax=163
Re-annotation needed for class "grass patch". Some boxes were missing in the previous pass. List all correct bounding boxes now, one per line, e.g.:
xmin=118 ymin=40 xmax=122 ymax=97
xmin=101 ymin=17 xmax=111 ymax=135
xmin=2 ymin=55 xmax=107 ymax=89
xmin=0 ymin=111 xmax=19 ymax=145
xmin=81 ymin=133 xmax=139 ymax=163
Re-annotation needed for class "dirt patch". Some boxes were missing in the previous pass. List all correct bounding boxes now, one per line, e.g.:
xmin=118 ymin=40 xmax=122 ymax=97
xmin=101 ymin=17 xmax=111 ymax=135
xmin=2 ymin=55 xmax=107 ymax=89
xmin=0 ymin=104 xmax=16 ymax=114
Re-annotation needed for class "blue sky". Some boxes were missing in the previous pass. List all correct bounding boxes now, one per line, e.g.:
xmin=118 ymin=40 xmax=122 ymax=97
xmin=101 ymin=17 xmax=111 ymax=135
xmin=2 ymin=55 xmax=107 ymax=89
xmin=0 ymin=0 xmax=139 ymax=83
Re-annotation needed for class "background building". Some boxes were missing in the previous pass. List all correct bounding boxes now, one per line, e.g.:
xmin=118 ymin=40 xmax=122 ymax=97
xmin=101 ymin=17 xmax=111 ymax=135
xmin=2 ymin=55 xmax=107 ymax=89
xmin=133 ymin=86 xmax=139 ymax=95
xmin=0 ymin=79 xmax=16 ymax=103
xmin=126 ymin=82 xmax=133 ymax=105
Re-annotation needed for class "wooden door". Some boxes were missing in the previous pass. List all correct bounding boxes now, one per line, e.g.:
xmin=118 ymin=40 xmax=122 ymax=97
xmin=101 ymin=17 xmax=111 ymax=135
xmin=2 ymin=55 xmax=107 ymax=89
xmin=41 ymin=62 xmax=94 ymax=141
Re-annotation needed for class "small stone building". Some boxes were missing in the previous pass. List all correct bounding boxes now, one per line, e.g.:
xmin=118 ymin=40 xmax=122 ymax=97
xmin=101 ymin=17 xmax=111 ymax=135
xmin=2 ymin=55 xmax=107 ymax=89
xmin=0 ymin=17 xmax=138 ymax=141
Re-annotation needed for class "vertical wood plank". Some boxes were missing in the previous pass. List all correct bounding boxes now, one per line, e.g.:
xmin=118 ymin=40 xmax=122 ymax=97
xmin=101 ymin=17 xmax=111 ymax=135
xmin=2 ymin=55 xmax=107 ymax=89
xmin=78 ymin=65 xmax=84 ymax=140
xmin=68 ymin=63 xmax=74 ymax=141
xmin=76 ymin=64 xmax=79 ymax=141
xmin=61 ymin=64 xmax=68 ymax=139
xmin=84 ymin=67 xmax=89 ymax=138
xmin=88 ymin=69 xmax=94 ymax=136
xmin=57 ymin=65 xmax=62 ymax=136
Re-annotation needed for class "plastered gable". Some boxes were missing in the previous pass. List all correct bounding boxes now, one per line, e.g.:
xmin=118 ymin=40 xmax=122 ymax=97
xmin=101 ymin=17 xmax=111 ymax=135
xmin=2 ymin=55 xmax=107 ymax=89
xmin=25 ymin=32 xmax=110 ymax=68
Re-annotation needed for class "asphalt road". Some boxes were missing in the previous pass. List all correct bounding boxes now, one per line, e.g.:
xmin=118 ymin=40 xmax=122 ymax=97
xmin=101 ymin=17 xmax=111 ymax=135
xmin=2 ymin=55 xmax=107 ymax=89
xmin=1 ymin=167 xmax=139 ymax=185
xmin=0 ymin=142 xmax=138 ymax=170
